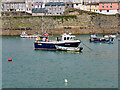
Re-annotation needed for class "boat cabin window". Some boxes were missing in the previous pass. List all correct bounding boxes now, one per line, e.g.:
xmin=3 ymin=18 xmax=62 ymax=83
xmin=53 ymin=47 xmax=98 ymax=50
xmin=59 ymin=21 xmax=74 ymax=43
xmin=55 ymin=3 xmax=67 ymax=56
xmin=63 ymin=37 xmax=74 ymax=40
xmin=67 ymin=37 xmax=69 ymax=40
xmin=64 ymin=37 xmax=66 ymax=40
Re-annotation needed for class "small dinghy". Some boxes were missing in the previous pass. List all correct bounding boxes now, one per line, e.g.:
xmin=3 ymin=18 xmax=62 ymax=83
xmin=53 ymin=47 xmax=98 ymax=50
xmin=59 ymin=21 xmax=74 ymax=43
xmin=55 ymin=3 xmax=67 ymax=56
xmin=103 ymin=33 xmax=119 ymax=38
xmin=103 ymin=35 xmax=116 ymax=38
xmin=55 ymin=45 xmax=83 ymax=52
xmin=20 ymin=31 xmax=39 ymax=38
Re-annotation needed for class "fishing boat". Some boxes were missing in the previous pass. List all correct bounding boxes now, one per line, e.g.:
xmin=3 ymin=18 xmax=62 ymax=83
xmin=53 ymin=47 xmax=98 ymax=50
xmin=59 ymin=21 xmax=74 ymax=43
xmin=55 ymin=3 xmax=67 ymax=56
xmin=34 ymin=33 xmax=81 ymax=50
xmin=89 ymin=37 xmax=114 ymax=42
xmin=89 ymin=34 xmax=114 ymax=43
xmin=103 ymin=35 xmax=116 ymax=38
xmin=55 ymin=45 xmax=83 ymax=52
xmin=103 ymin=33 xmax=119 ymax=38
xmin=20 ymin=31 xmax=39 ymax=38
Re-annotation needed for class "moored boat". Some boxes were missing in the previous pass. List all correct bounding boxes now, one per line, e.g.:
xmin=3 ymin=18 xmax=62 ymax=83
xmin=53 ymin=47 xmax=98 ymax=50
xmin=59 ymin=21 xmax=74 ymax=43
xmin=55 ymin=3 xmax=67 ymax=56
xmin=103 ymin=33 xmax=119 ymax=38
xmin=103 ymin=35 xmax=116 ymax=38
xmin=89 ymin=37 xmax=114 ymax=43
xmin=89 ymin=34 xmax=114 ymax=43
xmin=20 ymin=31 xmax=39 ymax=38
xmin=55 ymin=45 xmax=83 ymax=52
xmin=34 ymin=33 xmax=81 ymax=50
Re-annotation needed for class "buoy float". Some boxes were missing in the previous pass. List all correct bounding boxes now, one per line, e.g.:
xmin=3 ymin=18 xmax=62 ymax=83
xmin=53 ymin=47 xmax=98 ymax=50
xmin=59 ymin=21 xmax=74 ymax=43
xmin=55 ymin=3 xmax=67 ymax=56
xmin=64 ymin=79 xmax=68 ymax=83
xmin=8 ymin=58 xmax=12 ymax=61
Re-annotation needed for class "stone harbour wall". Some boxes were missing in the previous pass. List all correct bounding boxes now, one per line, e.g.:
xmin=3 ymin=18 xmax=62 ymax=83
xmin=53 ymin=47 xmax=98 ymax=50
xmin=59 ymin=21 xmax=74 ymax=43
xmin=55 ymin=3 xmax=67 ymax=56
xmin=0 ymin=14 xmax=120 ymax=35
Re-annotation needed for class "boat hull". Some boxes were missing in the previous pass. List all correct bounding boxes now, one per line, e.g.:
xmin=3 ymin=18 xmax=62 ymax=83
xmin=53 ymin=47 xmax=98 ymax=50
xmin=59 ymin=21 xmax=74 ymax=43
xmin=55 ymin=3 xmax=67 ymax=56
xmin=104 ymin=35 xmax=116 ymax=38
xmin=34 ymin=41 xmax=80 ymax=50
xmin=20 ymin=35 xmax=38 ymax=38
xmin=55 ymin=46 xmax=83 ymax=52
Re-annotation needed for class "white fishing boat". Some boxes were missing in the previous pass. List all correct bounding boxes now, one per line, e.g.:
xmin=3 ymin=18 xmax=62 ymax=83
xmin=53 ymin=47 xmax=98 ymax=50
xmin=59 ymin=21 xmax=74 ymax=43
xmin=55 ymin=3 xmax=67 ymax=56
xmin=20 ymin=31 xmax=39 ymax=38
xmin=55 ymin=45 xmax=83 ymax=52
xmin=103 ymin=33 xmax=119 ymax=38
xmin=103 ymin=35 xmax=116 ymax=38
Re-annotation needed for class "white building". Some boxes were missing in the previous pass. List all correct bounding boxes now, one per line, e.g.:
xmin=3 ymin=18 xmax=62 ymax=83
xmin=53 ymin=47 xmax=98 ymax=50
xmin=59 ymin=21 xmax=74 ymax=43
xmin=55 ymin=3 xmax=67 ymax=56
xmin=69 ymin=0 xmax=99 ymax=3
xmin=26 ymin=0 xmax=67 ymax=13
xmin=2 ymin=0 xmax=26 ymax=12
xmin=71 ymin=0 xmax=99 ymax=11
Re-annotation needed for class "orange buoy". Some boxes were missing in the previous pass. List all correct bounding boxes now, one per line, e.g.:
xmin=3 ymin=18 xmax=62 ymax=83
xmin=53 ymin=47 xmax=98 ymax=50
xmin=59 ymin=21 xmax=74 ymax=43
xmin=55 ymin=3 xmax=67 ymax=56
xmin=8 ymin=58 xmax=12 ymax=61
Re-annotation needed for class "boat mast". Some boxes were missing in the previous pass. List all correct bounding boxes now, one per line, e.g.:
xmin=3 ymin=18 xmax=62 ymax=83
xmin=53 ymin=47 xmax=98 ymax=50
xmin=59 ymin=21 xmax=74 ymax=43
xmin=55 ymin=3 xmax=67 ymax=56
xmin=42 ymin=14 xmax=43 ymax=35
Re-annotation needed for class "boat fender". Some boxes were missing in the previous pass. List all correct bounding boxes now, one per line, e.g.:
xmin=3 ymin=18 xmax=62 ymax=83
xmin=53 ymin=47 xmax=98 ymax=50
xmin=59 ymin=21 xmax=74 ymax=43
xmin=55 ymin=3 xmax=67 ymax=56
xmin=36 ymin=37 xmax=40 ymax=41
xmin=65 ymin=79 xmax=68 ymax=83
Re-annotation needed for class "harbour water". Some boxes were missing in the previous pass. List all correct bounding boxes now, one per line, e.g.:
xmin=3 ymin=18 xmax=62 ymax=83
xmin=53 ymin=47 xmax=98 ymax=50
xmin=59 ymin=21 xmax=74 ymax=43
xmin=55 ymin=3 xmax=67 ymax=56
xmin=2 ymin=35 xmax=118 ymax=88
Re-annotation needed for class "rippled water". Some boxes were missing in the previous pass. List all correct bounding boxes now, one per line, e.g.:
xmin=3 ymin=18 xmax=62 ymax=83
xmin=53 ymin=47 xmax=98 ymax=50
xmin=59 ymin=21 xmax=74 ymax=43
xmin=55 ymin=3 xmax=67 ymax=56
xmin=2 ymin=35 xmax=118 ymax=88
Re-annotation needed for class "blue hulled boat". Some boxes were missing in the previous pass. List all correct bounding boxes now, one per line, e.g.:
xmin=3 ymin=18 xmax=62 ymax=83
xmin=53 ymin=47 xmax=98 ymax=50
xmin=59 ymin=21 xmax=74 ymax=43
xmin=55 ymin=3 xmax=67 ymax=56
xmin=34 ymin=33 xmax=81 ymax=50
xmin=89 ymin=34 xmax=114 ymax=43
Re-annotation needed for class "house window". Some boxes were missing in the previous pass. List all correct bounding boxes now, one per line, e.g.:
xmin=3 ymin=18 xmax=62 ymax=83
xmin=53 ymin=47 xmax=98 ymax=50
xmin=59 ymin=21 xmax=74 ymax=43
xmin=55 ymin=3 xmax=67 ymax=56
xmin=110 ymin=6 xmax=112 ymax=8
xmin=107 ymin=10 xmax=109 ymax=12
xmin=111 ymin=3 xmax=112 ymax=5
xmin=106 ymin=6 xmax=108 ymax=8
xmin=106 ymin=3 xmax=108 ymax=5
xmin=100 ymin=10 xmax=102 ymax=12
xmin=102 ymin=3 xmax=104 ymax=5
xmin=76 ymin=4 xmax=78 ymax=6
xmin=102 ymin=6 xmax=104 ymax=8
xmin=95 ymin=5 xmax=97 ymax=7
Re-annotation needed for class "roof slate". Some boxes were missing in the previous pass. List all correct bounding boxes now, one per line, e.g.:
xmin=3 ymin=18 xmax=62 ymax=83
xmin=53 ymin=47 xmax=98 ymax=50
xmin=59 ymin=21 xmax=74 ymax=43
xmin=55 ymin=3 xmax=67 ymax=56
xmin=45 ymin=2 xmax=65 ymax=6
xmin=99 ymin=0 xmax=119 ymax=3
xmin=32 ymin=8 xmax=48 ymax=13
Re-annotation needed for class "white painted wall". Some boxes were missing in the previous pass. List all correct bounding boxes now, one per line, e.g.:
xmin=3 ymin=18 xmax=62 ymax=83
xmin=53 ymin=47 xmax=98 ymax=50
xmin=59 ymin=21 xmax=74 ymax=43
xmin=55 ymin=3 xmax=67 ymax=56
xmin=73 ymin=3 xmax=87 ymax=11
xmin=99 ymin=10 xmax=119 ymax=15
xmin=70 ymin=0 xmax=99 ymax=3
xmin=73 ymin=3 xmax=81 ymax=9
xmin=32 ymin=13 xmax=45 ymax=16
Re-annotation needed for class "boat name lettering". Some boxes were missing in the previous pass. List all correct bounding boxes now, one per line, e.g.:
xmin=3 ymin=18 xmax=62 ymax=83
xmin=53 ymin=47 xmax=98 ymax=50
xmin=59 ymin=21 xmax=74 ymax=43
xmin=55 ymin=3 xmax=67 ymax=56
xmin=65 ymin=44 xmax=70 ymax=45
xmin=38 ymin=44 xmax=42 ymax=45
